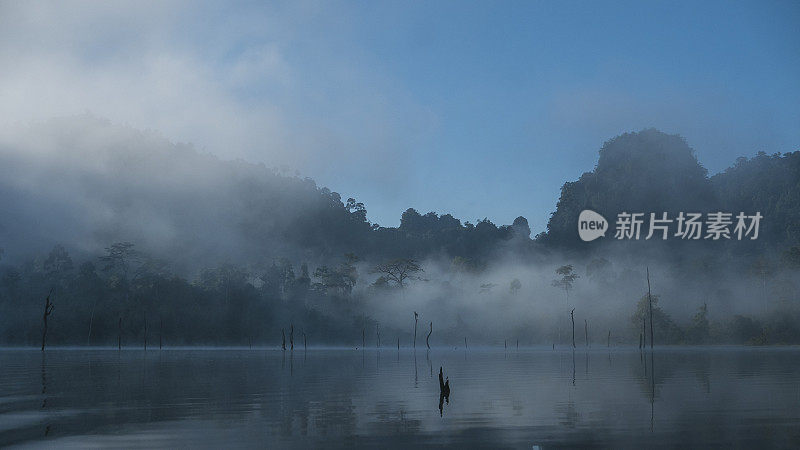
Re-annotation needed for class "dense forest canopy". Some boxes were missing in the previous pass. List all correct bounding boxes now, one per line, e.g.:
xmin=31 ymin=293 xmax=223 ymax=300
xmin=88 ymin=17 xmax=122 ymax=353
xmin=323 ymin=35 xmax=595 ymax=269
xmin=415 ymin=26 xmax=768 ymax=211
xmin=1 ymin=119 xmax=798 ymax=346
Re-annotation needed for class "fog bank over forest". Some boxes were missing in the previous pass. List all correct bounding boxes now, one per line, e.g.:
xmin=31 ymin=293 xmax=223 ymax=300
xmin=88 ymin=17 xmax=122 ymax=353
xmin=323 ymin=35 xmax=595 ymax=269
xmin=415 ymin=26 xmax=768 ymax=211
xmin=0 ymin=116 xmax=798 ymax=346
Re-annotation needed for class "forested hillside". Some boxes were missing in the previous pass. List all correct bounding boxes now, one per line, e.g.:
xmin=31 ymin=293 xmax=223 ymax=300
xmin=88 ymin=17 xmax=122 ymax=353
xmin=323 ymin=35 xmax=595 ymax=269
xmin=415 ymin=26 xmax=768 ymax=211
xmin=1 ymin=120 xmax=798 ymax=346
xmin=541 ymin=129 xmax=800 ymax=258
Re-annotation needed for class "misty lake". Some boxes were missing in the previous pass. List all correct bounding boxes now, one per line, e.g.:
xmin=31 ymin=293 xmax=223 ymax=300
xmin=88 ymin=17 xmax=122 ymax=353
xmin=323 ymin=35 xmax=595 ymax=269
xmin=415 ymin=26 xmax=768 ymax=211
xmin=1 ymin=347 xmax=799 ymax=448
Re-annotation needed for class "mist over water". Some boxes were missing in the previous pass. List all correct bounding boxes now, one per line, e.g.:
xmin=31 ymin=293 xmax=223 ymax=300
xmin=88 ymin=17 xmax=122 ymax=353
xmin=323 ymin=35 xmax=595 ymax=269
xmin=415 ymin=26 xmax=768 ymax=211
xmin=2 ymin=347 xmax=799 ymax=448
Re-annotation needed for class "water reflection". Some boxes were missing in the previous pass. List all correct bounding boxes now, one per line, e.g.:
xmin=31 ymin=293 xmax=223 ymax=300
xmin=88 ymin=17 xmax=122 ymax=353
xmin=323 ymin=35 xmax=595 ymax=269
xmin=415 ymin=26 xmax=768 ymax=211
xmin=437 ymin=391 xmax=449 ymax=417
xmin=0 ymin=348 xmax=798 ymax=448
xmin=426 ymin=350 xmax=432 ymax=379
xmin=585 ymin=351 xmax=589 ymax=376
xmin=650 ymin=351 xmax=655 ymax=432
xmin=571 ymin=350 xmax=575 ymax=386
xmin=413 ymin=351 xmax=418 ymax=388
xmin=40 ymin=353 xmax=50 ymax=437
xmin=437 ymin=367 xmax=450 ymax=417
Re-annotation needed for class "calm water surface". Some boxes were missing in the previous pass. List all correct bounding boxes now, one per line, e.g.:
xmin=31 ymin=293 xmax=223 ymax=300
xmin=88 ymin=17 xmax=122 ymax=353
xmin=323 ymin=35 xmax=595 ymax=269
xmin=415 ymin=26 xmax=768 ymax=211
xmin=1 ymin=347 xmax=799 ymax=448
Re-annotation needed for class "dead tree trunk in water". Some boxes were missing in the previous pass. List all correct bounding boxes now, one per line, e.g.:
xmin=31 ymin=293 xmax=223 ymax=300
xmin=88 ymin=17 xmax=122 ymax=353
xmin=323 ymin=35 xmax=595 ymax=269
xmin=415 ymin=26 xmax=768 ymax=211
xmin=159 ymin=318 xmax=163 ymax=350
xmin=426 ymin=322 xmax=432 ymax=349
xmin=607 ymin=330 xmax=611 ymax=348
xmin=362 ymin=328 xmax=365 ymax=348
xmin=516 ymin=339 xmax=519 ymax=350
xmin=504 ymin=339 xmax=507 ymax=350
xmin=41 ymin=290 xmax=54 ymax=352
xmin=642 ymin=317 xmax=646 ymax=349
xmin=584 ymin=319 xmax=588 ymax=348
xmin=570 ymin=308 xmax=576 ymax=349
xmin=376 ymin=323 xmax=381 ymax=348
xmin=302 ymin=331 xmax=307 ymax=350
xmin=290 ymin=324 xmax=294 ymax=351
xmin=647 ymin=267 xmax=654 ymax=349
xmin=281 ymin=328 xmax=286 ymax=351
xmin=397 ymin=337 xmax=399 ymax=350
xmin=413 ymin=312 xmax=418 ymax=349
xmin=464 ymin=337 xmax=467 ymax=349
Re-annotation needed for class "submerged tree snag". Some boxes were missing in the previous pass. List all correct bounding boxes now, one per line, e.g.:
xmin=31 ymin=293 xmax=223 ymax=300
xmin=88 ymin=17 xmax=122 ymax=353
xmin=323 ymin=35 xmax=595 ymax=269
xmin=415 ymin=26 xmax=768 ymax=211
xmin=413 ymin=311 xmax=418 ymax=349
xmin=426 ymin=322 xmax=432 ymax=349
xmin=438 ymin=366 xmax=451 ymax=416
xmin=438 ymin=366 xmax=451 ymax=417
xmin=642 ymin=317 xmax=646 ymax=349
xmin=41 ymin=289 xmax=54 ymax=351
xmin=570 ymin=308 xmax=576 ymax=349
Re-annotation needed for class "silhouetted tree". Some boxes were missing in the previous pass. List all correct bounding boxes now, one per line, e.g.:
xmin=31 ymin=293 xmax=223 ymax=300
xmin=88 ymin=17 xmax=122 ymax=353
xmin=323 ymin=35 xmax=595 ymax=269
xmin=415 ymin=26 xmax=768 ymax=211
xmin=552 ymin=265 xmax=579 ymax=303
xmin=372 ymin=259 xmax=422 ymax=289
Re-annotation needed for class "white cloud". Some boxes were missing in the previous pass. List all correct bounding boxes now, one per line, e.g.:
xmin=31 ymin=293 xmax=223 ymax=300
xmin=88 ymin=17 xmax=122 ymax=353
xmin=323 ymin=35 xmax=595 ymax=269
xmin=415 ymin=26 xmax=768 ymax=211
xmin=0 ymin=1 xmax=428 ymax=215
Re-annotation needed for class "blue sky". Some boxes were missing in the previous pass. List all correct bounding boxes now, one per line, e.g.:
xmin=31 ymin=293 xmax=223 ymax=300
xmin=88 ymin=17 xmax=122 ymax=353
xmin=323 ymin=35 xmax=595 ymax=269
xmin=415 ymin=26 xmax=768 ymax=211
xmin=1 ymin=1 xmax=798 ymax=233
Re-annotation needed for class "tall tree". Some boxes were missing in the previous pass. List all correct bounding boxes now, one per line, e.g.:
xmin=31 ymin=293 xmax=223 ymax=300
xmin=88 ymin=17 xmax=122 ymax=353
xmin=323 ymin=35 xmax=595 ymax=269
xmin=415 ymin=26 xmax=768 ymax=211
xmin=552 ymin=265 xmax=579 ymax=303
xmin=372 ymin=259 xmax=423 ymax=289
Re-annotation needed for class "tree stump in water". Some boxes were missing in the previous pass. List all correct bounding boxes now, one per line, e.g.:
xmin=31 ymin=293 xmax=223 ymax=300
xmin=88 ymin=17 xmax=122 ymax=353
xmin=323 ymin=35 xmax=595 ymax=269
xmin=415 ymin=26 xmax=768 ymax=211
xmin=438 ymin=366 xmax=451 ymax=416
xmin=426 ymin=322 xmax=432 ymax=349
